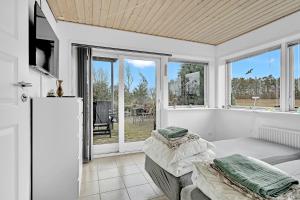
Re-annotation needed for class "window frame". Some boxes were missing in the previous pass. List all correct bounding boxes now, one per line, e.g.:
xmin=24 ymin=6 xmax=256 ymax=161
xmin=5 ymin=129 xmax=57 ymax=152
xmin=225 ymin=45 xmax=282 ymax=110
xmin=167 ymin=59 xmax=209 ymax=108
xmin=287 ymin=40 xmax=300 ymax=111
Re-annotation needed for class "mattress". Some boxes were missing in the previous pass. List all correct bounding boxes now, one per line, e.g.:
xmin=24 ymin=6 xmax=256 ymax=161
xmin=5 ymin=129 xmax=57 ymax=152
xmin=181 ymin=159 xmax=300 ymax=200
xmin=145 ymin=137 xmax=300 ymax=200
xmin=214 ymin=137 xmax=300 ymax=165
xmin=145 ymin=155 xmax=193 ymax=200
xmin=181 ymin=185 xmax=210 ymax=200
xmin=144 ymin=136 xmax=215 ymax=177
xmin=276 ymin=159 xmax=300 ymax=180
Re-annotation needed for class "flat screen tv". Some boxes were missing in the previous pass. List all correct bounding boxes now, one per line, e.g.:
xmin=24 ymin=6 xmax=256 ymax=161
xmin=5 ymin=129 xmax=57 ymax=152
xmin=29 ymin=2 xmax=59 ymax=77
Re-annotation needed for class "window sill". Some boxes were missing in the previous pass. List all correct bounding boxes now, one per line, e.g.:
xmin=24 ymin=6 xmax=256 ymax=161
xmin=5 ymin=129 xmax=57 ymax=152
xmin=220 ymin=108 xmax=300 ymax=116
xmin=228 ymin=106 xmax=280 ymax=111
xmin=167 ymin=106 xmax=216 ymax=111
xmin=165 ymin=107 xmax=300 ymax=116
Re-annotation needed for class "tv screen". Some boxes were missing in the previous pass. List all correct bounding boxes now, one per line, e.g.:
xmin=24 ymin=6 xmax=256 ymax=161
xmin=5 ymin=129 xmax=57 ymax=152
xmin=29 ymin=2 xmax=59 ymax=77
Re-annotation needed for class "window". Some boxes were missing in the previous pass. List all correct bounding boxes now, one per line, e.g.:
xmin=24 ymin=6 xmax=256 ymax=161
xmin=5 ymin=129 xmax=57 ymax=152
xmin=168 ymin=61 xmax=207 ymax=106
xmin=227 ymin=48 xmax=281 ymax=108
xmin=288 ymin=42 xmax=300 ymax=110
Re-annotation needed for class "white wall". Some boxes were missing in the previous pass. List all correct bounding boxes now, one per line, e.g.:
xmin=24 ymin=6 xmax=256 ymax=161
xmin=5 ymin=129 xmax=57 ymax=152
xmin=28 ymin=0 xmax=60 ymax=98
xmin=215 ymin=110 xmax=300 ymax=140
xmin=167 ymin=108 xmax=216 ymax=141
xmin=213 ymin=10 xmax=300 ymax=140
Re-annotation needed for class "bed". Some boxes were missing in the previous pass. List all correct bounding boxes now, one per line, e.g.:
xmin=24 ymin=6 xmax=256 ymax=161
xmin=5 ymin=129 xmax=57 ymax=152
xmin=145 ymin=137 xmax=300 ymax=200
xmin=180 ymin=159 xmax=300 ymax=200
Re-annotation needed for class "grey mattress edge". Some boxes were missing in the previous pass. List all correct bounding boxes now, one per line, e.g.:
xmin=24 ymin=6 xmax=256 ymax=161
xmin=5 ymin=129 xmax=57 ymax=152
xmin=145 ymin=155 xmax=192 ymax=200
xmin=145 ymin=137 xmax=300 ymax=200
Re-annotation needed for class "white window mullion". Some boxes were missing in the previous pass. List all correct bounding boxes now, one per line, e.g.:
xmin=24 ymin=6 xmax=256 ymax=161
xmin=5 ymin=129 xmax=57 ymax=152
xmin=118 ymin=55 xmax=125 ymax=152
xmin=160 ymin=57 xmax=169 ymax=128
xmin=204 ymin=63 xmax=209 ymax=106
xmin=225 ymin=62 xmax=232 ymax=107
xmin=288 ymin=46 xmax=295 ymax=110
xmin=280 ymin=43 xmax=289 ymax=112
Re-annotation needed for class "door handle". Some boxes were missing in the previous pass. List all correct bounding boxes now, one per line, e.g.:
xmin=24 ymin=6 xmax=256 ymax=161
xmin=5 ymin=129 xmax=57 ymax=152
xmin=14 ymin=81 xmax=32 ymax=88
xmin=21 ymin=93 xmax=29 ymax=102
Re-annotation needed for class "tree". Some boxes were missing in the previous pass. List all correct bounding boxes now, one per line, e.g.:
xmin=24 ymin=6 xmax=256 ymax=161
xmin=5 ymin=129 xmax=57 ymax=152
xmin=231 ymin=74 xmax=280 ymax=107
xmin=133 ymin=73 xmax=148 ymax=105
xmin=92 ymin=67 xmax=111 ymax=101
xmin=296 ymin=78 xmax=300 ymax=100
xmin=149 ymin=87 xmax=156 ymax=106
xmin=125 ymin=65 xmax=133 ymax=92
xmin=124 ymin=65 xmax=133 ymax=105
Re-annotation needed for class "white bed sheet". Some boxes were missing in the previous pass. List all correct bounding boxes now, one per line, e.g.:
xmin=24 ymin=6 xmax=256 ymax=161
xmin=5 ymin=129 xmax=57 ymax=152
xmin=276 ymin=160 xmax=300 ymax=181
xmin=214 ymin=137 xmax=300 ymax=163
xmin=143 ymin=136 xmax=215 ymax=177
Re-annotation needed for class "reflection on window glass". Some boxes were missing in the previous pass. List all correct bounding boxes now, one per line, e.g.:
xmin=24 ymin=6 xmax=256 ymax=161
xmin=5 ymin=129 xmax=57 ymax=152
xmin=289 ymin=44 xmax=300 ymax=109
xmin=168 ymin=61 xmax=206 ymax=106
xmin=229 ymin=49 xmax=281 ymax=108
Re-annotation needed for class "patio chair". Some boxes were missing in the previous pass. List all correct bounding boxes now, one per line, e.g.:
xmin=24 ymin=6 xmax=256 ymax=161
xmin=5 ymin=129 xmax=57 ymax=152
xmin=132 ymin=107 xmax=145 ymax=124
xmin=93 ymin=100 xmax=112 ymax=137
xmin=143 ymin=107 xmax=154 ymax=119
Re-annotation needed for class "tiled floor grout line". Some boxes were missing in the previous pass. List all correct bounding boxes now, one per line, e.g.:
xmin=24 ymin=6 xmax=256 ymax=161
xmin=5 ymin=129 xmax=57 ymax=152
xmin=97 ymin=161 xmax=144 ymax=200
xmin=81 ymin=154 xmax=167 ymax=200
xmin=136 ymin=161 xmax=166 ymax=199
xmin=98 ymin=191 xmax=101 ymax=200
xmin=123 ymin=181 xmax=132 ymax=200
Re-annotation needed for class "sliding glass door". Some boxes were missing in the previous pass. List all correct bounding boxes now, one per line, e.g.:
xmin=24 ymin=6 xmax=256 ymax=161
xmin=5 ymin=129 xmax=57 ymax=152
xmin=92 ymin=52 xmax=160 ymax=154
xmin=92 ymin=57 xmax=120 ymax=153
xmin=122 ymin=58 xmax=158 ymax=150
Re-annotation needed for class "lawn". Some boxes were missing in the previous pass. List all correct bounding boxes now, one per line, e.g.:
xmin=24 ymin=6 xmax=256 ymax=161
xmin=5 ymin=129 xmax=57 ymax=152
xmin=233 ymin=99 xmax=300 ymax=108
xmin=93 ymin=116 xmax=155 ymax=145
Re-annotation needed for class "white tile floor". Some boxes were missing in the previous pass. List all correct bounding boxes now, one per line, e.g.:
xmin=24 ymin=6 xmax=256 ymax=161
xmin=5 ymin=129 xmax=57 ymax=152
xmin=80 ymin=153 xmax=169 ymax=200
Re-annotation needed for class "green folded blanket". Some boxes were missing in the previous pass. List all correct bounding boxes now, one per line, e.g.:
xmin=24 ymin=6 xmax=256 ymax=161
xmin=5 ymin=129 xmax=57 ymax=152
xmin=157 ymin=126 xmax=188 ymax=139
xmin=213 ymin=154 xmax=299 ymax=198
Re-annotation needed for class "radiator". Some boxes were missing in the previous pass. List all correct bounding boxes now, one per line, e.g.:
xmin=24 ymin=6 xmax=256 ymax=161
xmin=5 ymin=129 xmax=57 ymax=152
xmin=258 ymin=126 xmax=300 ymax=149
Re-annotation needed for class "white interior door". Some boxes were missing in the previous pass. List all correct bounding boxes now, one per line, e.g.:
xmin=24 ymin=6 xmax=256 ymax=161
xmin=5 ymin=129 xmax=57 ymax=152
xmin=0 ymin=0 xmax=31 ymax=199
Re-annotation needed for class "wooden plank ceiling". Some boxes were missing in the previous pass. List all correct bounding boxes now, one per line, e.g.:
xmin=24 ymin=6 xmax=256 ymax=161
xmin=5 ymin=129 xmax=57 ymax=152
xmin=47 ymin=0 xmax=300 ymax=45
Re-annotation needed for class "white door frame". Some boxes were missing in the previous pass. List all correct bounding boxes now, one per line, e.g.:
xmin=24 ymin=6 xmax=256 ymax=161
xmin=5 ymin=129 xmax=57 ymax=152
xmin=0 ymin=0 xmax=31 ymax=199
xmin=91 ymin=49 xmax=162 ymax=155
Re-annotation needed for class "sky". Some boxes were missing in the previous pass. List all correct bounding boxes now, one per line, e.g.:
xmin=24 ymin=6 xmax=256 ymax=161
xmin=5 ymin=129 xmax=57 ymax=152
xmin=231 ymin=47 xmax=299 ymax=79
xmin=92 ymin=45 xmax=300 ymax=89
xmin=293 ymin=44 xmax=300 ymax=79
xmin=92 ymin=59 xmax=183 ymax=90
xmin=168 ymin=62 xmax=183 ymax=81
xmin=231 ymin=49 xmax=281 ymax=78
xmin=92 ymin=59 xmax=157 ymax=90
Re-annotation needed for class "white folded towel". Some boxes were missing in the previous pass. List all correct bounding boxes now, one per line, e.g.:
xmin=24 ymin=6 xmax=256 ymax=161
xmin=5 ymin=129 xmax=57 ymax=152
xmin=143 ymin=135 xmax=216 ymax=177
